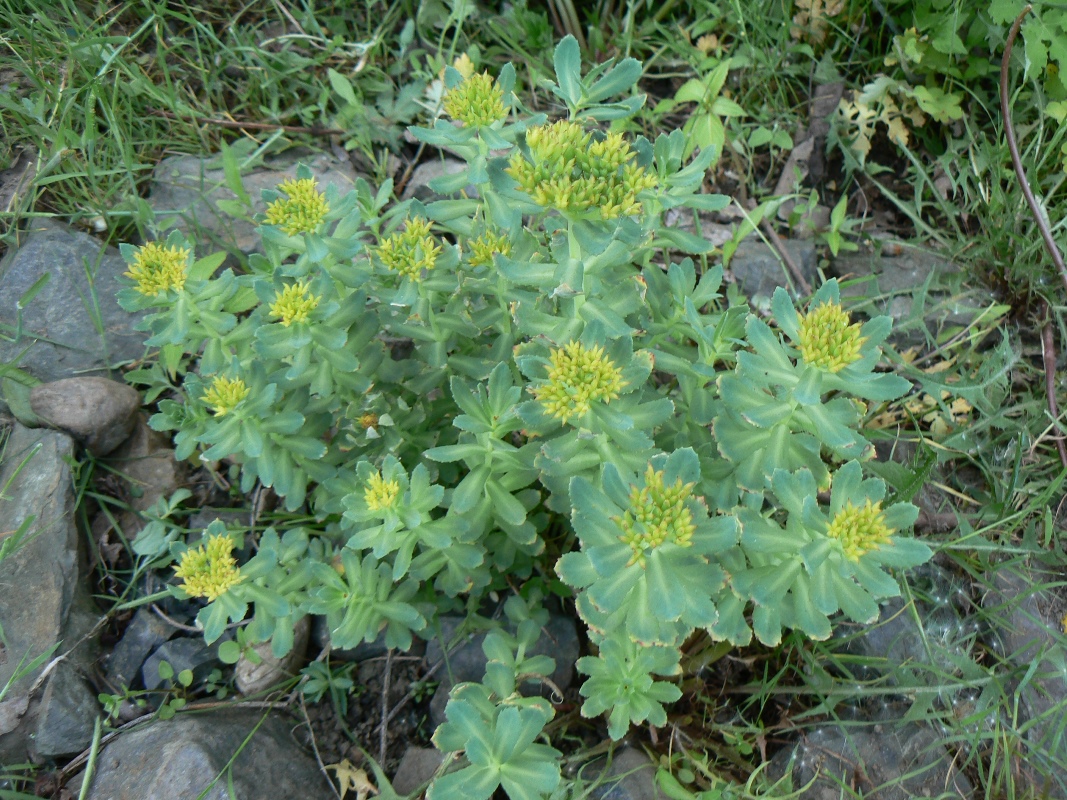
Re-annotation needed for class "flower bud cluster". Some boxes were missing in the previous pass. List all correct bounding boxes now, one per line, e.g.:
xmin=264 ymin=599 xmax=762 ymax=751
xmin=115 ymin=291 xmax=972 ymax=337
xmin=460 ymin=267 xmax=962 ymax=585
xmin=827 ymin=498 xmax=893 ymax=560
xmin=466 ymin=229 xmax=512 ymax=267
xmin=364 ymin=470 xmax=401 ymax=512
xmin=174 ymin=533 xmax=242 ymax=601
xmin=125 ymin=242 xmax=189 ymax=296
xmin=797 ymin=300 xmax=866 ymax=372
xmin=443 ymin=71 xmax=508 ymax=128
xmin=202 ymin=375 xmax=250 ymax=416
xmin=617 ymin=466 xmax=697 ymax=567
xmin=375 ymin=217 xmax=442 ymax=280
xmin=264 ymin=177 xmax=330 ymax=236
xmin=532 ymin=341 xmax=626 ymax=424
xmin=269 ymin=280 xmax=320 ymax=326
xmin=507 ymin=120 xmax=657 ymax=218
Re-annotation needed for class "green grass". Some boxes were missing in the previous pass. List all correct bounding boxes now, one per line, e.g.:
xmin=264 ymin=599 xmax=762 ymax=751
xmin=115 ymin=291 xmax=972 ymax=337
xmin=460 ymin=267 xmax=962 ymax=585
xmin=3 ymin=1 xmax=1067 ymax=798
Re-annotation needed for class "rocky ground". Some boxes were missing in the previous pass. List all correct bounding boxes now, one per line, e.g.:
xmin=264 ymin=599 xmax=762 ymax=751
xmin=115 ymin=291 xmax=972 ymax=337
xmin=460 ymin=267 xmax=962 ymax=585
xmin=0 ymin=150 xmax=1064 ymax=799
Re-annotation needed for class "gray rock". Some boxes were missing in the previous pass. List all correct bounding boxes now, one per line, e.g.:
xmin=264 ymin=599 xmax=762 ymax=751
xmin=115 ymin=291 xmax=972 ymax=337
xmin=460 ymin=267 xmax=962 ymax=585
xmin=0 ymin=423 xmax=99 ymax=763
xmin=105 ymin=413 xmax=184 ymax=512
xmin=106 ymin=608 xmax=176 ymax=691
xmin=34 ymin=661 xmax=99 ymax=759
xmin=582 ymin=747 xmax=663 ymax=800
xmin=236 ymin=616 xmax=310 ymax=696
xmin=29 ymin=376 xmax=140 ymax=456
xmin=426 ymin=614 xmax=579 ymax=727
xmin=401 ymin=158 xmax=469 ymax=201
xmin=767 ymin=724 xmax=973 ymax=800
xmin=0 ymin=218 xmax=150 ymax=382
xmin=148 ymin=151 xmax=358 ymax=256
xmin=833 ymin=246 xmax=993 ymax=346
xmin=729 ymin=238 xmax=816 ymax=300
xmin=142 ymin=638 xmax=220 ymax=692
xmin=82 ymin=709 xmax=336 ymax=800
xmin=391 ymin=745 xmax=444 ymax=796
xmin=310 ymin=615 xmax=389 ymax=662
xmin=982 ymin=564 xmax=1067 ymax=795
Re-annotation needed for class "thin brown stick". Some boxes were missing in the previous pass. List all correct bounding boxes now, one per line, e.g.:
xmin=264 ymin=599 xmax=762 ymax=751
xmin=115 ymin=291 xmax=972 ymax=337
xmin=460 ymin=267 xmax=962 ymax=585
xmin=149 ymin=108 xmax=344 ymax=137
xmin=379 ymin=648 xmax=392 ymax=765
xmin=1001 ymin=6 xmax=1067 ymax=470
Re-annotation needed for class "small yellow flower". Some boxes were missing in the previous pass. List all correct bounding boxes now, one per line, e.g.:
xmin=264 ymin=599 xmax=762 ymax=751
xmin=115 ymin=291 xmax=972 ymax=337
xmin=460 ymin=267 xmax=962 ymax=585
xmin=826 ymin=498 xmax=894 ymax=561
xmin=466 ymin=230 xmax=512 ymax=267
xmin=357 ymin=412 xmax=379 ymax=430
xmin=443 ymin=71 xmax=508 ymax=128
xmin=202 ymin=375 xmax=250 ymax=416
xmin=264 ymin=177 xmax=330 ymax=236
xmin=617 ymin=466 xmax=697 ymax=567
xmin=269 ymin=281 xmax=320 ymax=326
xmin=124 ymin=242 xmax=189 ymax=296
xmin=532 ymin=341 xmax=626 ymax=425
xmin=375 ymin=217 xmax=442 ymax=280
xmin=174 ymin=533 xmax=242 ymax=601
xmin=364 ymin=470 xmax=401 ymax=512
xmin=796 ymin=301 xmax=866 ymax=372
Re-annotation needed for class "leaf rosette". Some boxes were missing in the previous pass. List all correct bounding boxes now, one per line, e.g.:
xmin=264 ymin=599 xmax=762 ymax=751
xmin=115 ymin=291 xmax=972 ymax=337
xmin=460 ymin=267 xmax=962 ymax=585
xmin=556 ymin=449 xmax=738 ymax=646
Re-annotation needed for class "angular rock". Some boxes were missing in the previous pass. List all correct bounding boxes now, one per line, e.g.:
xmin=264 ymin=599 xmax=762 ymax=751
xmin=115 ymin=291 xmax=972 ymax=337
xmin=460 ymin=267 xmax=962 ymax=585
xmin=82 ymin=709 xmax=336 ymax=800
xmin=400 ymin=158 xmax=469 ymax=201
xmin=148 ymin=151 xmax=358 ymax=256
xmin=583 ymin=747 xmax=663 ymax=800
xmin=142 ymin=638 xmax=220 ymax=692
xmin=0 ymin=423 xmax=99 ymax=763
xmin=426 ymin=614 xmax=579 ymax=727
xmin=34 ymin=661 xmax=99 ymax=759
xmin=236 ymin=616 xmax=310 ymax=696
xmin=105 ymin=413 xmax=184 ymax=512
xmin=106 ymin=608 xmax=176 ymax=691
xmin=391 ymin=745 xmax=444 ymax=796
xmin=0 ymin=218 xmax=150 ymax=382
xmin=729 ymin=237 xmax=816 ymax=300
xmin=767 ymin=724 xmax=973 ymax=800
xmin=29 ymin=377 xmax=140 ymax=456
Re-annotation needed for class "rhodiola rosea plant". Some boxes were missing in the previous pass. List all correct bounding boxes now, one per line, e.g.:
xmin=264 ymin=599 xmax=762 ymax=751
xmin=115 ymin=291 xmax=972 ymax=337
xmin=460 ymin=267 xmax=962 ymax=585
xmin=121 ymin=37 xmax=932 ymax=799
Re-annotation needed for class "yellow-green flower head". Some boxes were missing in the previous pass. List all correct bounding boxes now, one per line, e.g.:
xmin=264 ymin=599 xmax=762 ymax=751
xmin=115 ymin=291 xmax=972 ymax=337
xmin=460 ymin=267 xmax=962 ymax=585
xmin=443 ymin=71 xmax=507 ymax=128
xmin=264 ymin=177 xmax=330 ymax=236
xmin=202 ymin=375 xmax=250 ymax=416
xmin=364 ymin=470 xmax=400 ymax=512
xmin=174 ymin=533 xmax=242 ymax=601
xmin=269 ymin=280 xmax=320 ymax=326
xmin=797 ymin=300 xmax=867 ymax=372
xmin=826 ymin=498 xmax=893 ymax=561
xmin=506 ymin=120 xmax=657 ymax=219
xmin=466 ymin=229 xmax=512 ymax=267
xmin=375 ymin=217 xmax=442 ymax=280
xmin=124 ymin=242 xmax=190 ymax=296
xmin=532 ymin=341 xmax=626 ymax=425
xmin=616 ymin=465 xmax=697 ymax=567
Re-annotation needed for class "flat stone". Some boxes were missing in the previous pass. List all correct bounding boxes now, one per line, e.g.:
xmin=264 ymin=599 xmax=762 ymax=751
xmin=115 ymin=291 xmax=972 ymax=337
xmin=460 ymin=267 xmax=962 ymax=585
xmin=142 ymin=638 xmax=220 ymax=692
xmin=106 ymin=608 xmax=176 ymax=691
xmin=729 ymin=237 xmax=816 ymax=300
xmin=30 ymin=376 xmax=140 ymax=456
xmin=236 ymin=616 xmax=310 ymax=696
xmin=34 ymin=661 xmax=99 ymax=759
xmin=767 ymin=724 xmax=973 ymax=800
xmin=0 ymin=423 xmax=99 ymax=763
xmin=82 ymin=709 xmax=336 ymax=800
xmin=105 ymin=413 xmax=184 ymax=512
xmin=148 ymin=151 xmax=358 ymax=256
xmin=391 ymin=745 xmax=444 ymax=796
xmin=0 ymin=218 xmax=151 ymax=382
xmin=583 ymin=747 xmax=663 ymax=800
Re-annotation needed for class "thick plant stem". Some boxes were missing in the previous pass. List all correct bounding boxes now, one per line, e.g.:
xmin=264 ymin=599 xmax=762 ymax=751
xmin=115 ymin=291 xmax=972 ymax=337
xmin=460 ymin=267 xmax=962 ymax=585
xmin=1001 ymin=5 xmax=1067 ymax=470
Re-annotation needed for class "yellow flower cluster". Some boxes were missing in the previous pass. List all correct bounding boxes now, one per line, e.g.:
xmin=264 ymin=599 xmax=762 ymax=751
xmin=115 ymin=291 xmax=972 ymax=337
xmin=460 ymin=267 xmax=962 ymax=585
xmin=796 ymin=301 xmax=866 ymax=373
xmin=507 ymin=120 xmax=657 ymax=219
xmin=202 ymin=375 xmax=250 ymax=416
xmin=124 ymin=242 xmax=189 ymax=296
xmin=617 ymin=466 xmax=697 ymax=567
xmin=264 ymin=177 xmax=330 ymax=236
xmin=375 ymin=218 xmax=442 ymax=280
xmin=466 ymin=229 xmax=512 ymax=267
xmin=826 ymin=499 xmax=893 ymax=561
xmin=269 ymin=281 xmax=320 ymax=326
xmin=364 ymin=470 xmax=401 ymax=512
xmin=532 ymin=341 xmax=626 ymax=425
xmin=174 ymin=533 xmax=242 ymax=601
xmin=443 ymin=71 xmax=508 ymax=128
